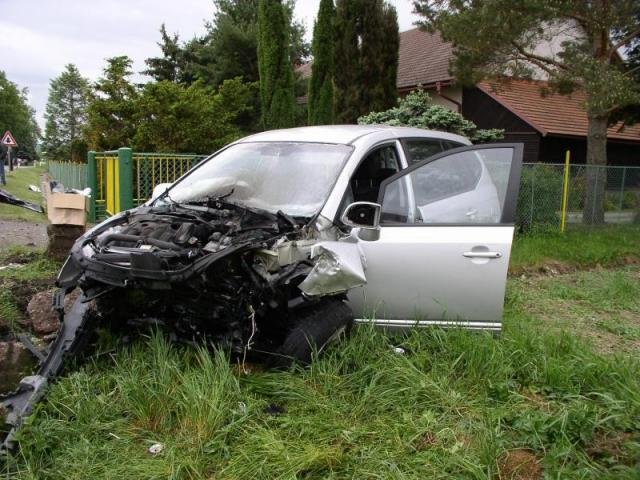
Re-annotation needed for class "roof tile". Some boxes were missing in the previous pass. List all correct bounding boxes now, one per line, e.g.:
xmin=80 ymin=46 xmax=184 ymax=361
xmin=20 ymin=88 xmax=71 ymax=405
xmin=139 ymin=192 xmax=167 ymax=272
xmin=478 ymin=79 xmax=640 ymax=142
xmin=397 ymin=28 xmax=454 ymax=89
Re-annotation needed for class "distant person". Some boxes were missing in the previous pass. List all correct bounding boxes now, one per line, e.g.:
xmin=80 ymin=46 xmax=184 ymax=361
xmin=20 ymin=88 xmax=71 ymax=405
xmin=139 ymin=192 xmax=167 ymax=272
xmin=0 ymin=145 xmax=7 ymax=185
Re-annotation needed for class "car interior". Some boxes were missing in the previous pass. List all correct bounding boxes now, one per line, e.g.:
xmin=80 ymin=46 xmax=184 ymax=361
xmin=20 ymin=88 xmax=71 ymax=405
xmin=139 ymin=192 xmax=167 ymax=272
xmin=348 ymin=145 xmax=401 ymax=203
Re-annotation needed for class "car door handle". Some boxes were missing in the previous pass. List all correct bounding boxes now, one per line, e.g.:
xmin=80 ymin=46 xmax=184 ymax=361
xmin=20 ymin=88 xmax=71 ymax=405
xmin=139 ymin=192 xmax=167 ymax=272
xmin=463 ymin=251 xmax=502 ymax=259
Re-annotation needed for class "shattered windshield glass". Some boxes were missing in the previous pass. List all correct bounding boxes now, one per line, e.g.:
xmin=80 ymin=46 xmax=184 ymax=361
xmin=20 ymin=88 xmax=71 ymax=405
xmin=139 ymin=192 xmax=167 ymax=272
xmin=158 ymin=142 xmax=353 ymax=217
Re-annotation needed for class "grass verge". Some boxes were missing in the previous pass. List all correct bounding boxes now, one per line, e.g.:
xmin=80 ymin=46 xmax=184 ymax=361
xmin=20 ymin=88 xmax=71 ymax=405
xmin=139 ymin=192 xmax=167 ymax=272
xmin=0 ymin=166 xmax=47 ymax=222
xmin=510 ymin=225 xmax=640 ymax=274
xmin=2 ymin=266 xmax=639 ymax=479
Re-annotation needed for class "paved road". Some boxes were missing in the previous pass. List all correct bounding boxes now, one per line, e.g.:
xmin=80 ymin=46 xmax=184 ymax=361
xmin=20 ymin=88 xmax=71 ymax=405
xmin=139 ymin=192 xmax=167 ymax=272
xmin=0 ymin=220 xmax=47 ymax=250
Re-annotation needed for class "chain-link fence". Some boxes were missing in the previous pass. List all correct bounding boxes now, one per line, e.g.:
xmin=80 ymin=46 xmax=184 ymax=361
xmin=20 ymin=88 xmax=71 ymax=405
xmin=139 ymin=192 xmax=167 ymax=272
xmin=517 ymin=163 xmax=640 ymax=232
xmin=133 ymin=153 xmax=205 ymax=207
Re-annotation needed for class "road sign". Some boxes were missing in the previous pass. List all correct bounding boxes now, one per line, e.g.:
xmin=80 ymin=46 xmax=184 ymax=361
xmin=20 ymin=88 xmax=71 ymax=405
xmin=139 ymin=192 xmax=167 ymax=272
xmin=2 ymin=131 xmax=18 ymax=148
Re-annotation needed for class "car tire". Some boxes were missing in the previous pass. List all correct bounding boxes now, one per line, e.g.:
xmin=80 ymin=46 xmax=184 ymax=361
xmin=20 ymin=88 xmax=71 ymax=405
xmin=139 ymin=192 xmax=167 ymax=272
xmin=271 ymin=298 xmax=354 ymax=368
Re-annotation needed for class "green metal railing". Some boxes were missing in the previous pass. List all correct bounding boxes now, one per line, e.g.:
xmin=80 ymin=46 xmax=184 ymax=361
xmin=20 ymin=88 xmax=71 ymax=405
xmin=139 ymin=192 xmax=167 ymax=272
xmin=88 ymin=148 xmax=205 ymax=222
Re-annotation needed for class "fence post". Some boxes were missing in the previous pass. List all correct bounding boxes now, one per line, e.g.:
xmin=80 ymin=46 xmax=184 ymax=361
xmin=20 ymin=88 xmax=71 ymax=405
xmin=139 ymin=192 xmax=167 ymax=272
xmin=118 ymin=147 xmax=134 ymax=212
xmin=560 ymin=150 xmax=571 ymax=233
xmin=619 ymin=167 xmax=626 ymax=212
xmin=87 ymin=151 xmax=97 ymax=223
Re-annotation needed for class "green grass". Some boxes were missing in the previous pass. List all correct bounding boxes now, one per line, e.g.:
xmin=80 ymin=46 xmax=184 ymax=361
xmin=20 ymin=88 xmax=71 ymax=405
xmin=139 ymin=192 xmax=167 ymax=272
xmin=0 ymin=165 xmax=47 ymax=222
xmin=3 ymin=266 xmax=640 ymax=479
xmin=510 ymin=225 xmax=640 ymax=273
xmin=2 ymin=224 xmax=640 ymax=478
xmin=4 ymin=327 xmax=640 ymax=478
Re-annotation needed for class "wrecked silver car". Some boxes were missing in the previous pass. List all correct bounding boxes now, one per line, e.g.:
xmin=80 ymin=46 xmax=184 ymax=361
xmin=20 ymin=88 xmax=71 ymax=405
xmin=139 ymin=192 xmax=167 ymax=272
xmin=1 ymin=126 xmax=523 ymax=451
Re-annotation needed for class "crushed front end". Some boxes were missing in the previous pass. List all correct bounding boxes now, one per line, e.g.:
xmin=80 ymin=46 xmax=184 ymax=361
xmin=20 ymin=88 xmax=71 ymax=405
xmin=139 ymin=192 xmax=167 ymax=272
xmin=59 ymin=199 xmax=332 ymax=354
xmin=2 ymin=197 xmax=365 ymax=452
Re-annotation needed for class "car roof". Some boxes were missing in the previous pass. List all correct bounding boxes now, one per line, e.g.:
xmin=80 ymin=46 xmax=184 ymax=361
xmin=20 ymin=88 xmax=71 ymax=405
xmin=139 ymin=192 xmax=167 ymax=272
xmin=237 ymin=125 xmax=471 ymax=145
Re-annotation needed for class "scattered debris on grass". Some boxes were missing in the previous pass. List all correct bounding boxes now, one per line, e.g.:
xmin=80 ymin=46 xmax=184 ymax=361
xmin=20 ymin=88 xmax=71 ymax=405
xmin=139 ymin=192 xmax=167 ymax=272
xmin=148 ymin=443 xmax=164 ymax=455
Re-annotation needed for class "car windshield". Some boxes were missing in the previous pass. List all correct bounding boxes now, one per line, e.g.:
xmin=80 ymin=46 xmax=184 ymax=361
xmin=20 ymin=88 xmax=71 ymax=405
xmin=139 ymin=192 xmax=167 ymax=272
xmin=156 ymin=142 xmax=353 ymax=217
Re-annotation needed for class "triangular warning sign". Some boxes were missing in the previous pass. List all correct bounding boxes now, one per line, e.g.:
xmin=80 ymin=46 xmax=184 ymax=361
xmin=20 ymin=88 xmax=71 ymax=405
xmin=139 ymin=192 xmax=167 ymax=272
xmin=1 ymin=131 xmax=18 ymax=147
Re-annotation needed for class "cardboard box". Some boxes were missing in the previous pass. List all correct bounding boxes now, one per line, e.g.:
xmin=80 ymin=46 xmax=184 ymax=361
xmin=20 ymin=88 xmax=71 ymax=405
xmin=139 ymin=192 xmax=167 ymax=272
xmin=47 ymin=193 xmax=89 ymax=226
xmin=42 ymin=180 xmax=89 ymax=226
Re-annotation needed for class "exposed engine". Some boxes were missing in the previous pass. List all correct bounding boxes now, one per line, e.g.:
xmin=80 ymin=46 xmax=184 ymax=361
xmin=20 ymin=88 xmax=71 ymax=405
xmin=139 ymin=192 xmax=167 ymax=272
xmin=65 ymin=200 xmax=317 ymax=356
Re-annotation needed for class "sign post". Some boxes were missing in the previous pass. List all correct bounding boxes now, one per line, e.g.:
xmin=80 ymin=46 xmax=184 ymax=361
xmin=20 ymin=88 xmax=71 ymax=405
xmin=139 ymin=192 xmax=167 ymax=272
xmin=2 ymin=131 xmax=18 ymax=172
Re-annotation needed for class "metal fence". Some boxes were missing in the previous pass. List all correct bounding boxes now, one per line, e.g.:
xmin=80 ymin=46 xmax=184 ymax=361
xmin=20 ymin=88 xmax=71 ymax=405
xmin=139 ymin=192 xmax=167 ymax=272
xmin=89 ymin=148 xmax=205 ymax=221
xmin=47 ymin=161 xmax=88 ymax=191
xmin=517 ymin=163 xmax=640 ymax=231
xmin=49 ymin=152 xmax=640 ymax=230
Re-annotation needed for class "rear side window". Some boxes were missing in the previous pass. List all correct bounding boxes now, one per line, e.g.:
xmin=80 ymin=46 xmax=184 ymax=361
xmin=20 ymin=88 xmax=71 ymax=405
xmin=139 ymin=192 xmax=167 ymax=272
xmin=442 ymin=140 xmax=465 ymax=150
xmin=403 ymin=140 xmax=443 ymax=165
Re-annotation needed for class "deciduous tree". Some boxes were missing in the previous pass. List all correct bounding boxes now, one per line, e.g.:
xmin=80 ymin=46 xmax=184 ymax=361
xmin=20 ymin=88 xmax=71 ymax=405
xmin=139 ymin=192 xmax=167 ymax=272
xmin=0 ymin=71 xmax=40 ymax=160
xmin=133 ymin=78 xmax=257 ymax=153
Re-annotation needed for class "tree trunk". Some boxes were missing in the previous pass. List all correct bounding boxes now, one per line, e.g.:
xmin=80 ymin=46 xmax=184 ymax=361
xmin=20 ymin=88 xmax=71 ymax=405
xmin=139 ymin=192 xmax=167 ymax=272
xmin=583 ymin=114 xmax=608 ymax=225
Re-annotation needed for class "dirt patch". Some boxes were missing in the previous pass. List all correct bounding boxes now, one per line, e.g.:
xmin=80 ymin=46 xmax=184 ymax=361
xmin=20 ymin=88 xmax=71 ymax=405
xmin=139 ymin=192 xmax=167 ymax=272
xmin=521 ymin=389 xmax=551 ymax=413
xmin=0 ymin=341 xmax=37 ymax=394
xmin=509 ymin=256 xmax=640 ymax=278
xmin=414 ymin=431 xmax=437 ymax=451
xmin=10 ymin=278 xmax=54 ymax=317
xmin=22 ymin=288 xmax=81 ymax=335
xmin=497 ymin=449 xmax=542 ymax=480
xmin=0 ymin=220 xmax=48 ymax=251
xmin=2 ymin=249 xmax=40 ymax=265
xmin=586 ymin=432 xmax=637 ymax=465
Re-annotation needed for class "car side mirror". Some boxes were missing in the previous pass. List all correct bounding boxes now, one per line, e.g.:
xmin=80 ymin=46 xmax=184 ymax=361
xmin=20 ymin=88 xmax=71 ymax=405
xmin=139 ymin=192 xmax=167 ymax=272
xmin=151 ymin=183 xmax=173 ymax=200
xmin=341 ymin=201 xmax=381 ymax=229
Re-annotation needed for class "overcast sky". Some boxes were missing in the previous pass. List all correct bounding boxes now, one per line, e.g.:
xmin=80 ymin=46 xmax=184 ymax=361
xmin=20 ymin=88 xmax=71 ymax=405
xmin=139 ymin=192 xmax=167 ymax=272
xmin=0 ymin=0 xmax=420 ymax=129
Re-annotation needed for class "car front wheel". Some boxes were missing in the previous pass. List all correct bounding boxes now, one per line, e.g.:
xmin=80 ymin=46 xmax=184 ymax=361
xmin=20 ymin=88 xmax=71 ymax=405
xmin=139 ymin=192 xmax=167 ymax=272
xmin=271 ymin=298 xmax=354 ymax=367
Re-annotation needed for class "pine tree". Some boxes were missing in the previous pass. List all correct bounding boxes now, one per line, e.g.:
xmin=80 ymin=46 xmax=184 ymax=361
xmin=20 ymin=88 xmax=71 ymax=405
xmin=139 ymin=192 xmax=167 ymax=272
xmin=257 ymin=0 xmax=296 ymax=129
xmin=43 ymin=64 xmax=90 ymax=161
xmin=308 ymin=0 xmax=335 ymax=125
xmin=334 ymin=0 xmax=399 ymax=123
xmin=414 ymin=0 xmax=640 ymax=224
xmin=142 ymin=24 xmax=186 ymax=83
xmin=84 ymin=56 xmax=139 ymax=151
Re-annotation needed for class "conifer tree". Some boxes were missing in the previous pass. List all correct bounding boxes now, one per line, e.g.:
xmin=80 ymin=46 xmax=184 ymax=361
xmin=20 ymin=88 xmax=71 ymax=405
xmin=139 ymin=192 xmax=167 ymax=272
xmin=334 ymin=0 xmax=399 ymax=123
xmin=308 ymin=0 xmax=335 ymax=125
xmin=257 ymin=0 xmax=296 ymax=129
xmin=43 ymin=64 xmax=90 ymax=161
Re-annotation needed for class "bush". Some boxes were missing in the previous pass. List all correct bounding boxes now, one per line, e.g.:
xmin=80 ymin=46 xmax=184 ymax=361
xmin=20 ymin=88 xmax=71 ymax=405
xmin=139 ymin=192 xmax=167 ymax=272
xmin=358 ymin=89 xmax=504 ymax=142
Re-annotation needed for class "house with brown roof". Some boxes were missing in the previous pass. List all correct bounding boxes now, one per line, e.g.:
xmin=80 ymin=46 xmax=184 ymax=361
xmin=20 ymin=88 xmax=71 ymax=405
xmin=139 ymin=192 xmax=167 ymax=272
xmin=297 ymin=27 xmax=640 ymax=165
xmin=465 ymin=80 xmax=640 ymax=164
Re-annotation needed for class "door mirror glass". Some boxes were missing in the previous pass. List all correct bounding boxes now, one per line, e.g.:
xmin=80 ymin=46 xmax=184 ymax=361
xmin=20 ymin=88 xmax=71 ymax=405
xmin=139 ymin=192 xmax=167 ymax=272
xmin=341 ymin=201 xmax=381 ymax=229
